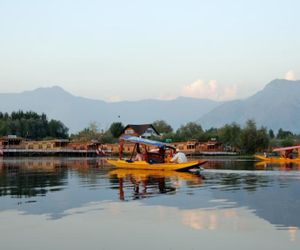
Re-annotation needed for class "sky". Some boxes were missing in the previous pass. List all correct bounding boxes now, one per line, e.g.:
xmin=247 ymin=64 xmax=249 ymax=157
xmin=0 ymin=0 xmax=299 ymax=102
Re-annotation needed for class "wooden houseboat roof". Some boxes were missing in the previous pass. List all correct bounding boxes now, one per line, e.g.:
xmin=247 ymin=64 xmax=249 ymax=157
xmin=122 ymin=124 xmax=160 ymax=136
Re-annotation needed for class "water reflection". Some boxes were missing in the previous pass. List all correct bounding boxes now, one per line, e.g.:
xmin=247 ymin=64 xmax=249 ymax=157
xmin=108 ymin=169 xmax=203 ymax=201
xmin=0 ymin=157 xmax=300 ymax=232
xmin=0 ymin=158 xmax=67 ymax=197
xmin=255 ymin=161 xmax=300 ymax=171
xmin=0 ymin=158 xmax=108 ymax=198
xmin=0 ymin=158 xmax=112 ymax=219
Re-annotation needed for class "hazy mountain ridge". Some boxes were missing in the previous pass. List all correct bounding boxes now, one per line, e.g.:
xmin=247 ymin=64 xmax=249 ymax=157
xmin=0 ymin=86 xmax=220 ymax=132
xmin=199 ymin=79 xmax=300 ymax=133
xmin=1 ymin=79 xmax=299 ymax=133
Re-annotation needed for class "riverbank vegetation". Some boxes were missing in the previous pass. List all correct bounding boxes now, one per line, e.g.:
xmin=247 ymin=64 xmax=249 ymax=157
xmin=153 ymin=120 xmax=300 ymax=154
xmin=72 ymin=119 xmax=300 ymax=154
xmin=2 ymin=110 xmax=300 ymax=154
xmin=0 ymin=111 xmax=68 ymax=139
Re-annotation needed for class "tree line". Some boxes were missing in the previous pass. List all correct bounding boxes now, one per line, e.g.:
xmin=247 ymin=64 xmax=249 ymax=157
xmin=71 ymin=119 xmax=300 ymax=154
xmin=0 ymin=111 xmax=68 ymax=139
xmin=1 ymin=110 xmax=299 ymax=154
xmin=152 ymin=120 xmax=300 ymax=154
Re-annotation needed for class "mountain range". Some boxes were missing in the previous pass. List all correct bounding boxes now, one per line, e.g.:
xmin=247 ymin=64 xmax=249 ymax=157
xmin=199 ymin=79 xmax=300 ymax=133
xmin=0 ymin=87 xmax=220 ymax=133
xmin=0 ymin=79 xmax=299 ymax=133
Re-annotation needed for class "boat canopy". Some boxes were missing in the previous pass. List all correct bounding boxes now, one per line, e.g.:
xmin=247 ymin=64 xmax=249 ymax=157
xmin=120 ymin=135 xmax=176 ymax=149
xmin=273 ymin=145 xmax=300 ymax=152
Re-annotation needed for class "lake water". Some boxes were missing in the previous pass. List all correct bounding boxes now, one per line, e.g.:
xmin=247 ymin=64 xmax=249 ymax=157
xmin=0 ymin=157 xmax=300 ymax=250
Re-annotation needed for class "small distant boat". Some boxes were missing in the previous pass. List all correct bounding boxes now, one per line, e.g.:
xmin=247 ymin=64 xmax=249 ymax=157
xmin=255 ymin=145 xmax=300 ymax=163
xmin=255 ymin=155 xmax=300 ymax=163
xmin=106 ymin=135 xmax=207 ymax=171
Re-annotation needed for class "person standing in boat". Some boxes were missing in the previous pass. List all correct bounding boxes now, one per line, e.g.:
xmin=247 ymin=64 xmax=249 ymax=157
xmin=170 ymin=149 xmax=188 ymax=163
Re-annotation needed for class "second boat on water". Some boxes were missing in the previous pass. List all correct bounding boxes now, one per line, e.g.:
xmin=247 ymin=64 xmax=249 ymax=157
xmin=255 ymin=145 xmax=300 ymax=163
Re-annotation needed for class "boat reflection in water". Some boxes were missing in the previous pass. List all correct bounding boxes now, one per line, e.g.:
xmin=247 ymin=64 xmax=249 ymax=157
xmin=205 ymin=159 xmax=300 ymax=171
xmin=108 ymin=169 xmax=204 ymax=201
xmin=1 ymin=157 xmax=300 ymax=249
xmin=255 ymin=161 xmax=300 ymax=171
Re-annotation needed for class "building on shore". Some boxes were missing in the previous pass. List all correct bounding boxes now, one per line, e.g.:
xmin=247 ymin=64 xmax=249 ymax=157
xmin=24 ymin=139 xmax=69 ymax=150
xmin=0 ymin=128 xmax=237 ymax=157
xmin=121 ymin=124 xmax=160 ymax=138
xmin=104 ymin=139 xmax=237 ymax=156
xmin=0 ymin=136 xmax=104 ymax=157
xmin=0 ymin=135 xmax=23 ymax=149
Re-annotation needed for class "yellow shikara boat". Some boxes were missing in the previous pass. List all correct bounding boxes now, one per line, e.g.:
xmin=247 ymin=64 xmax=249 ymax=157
xmin=106 ymin=159 xmax=206 ymax=171
xmin=106 ymin=135 xmax=207 ymax=171
xmin=255 ymin=145 xmax=300 ymax=163
xmin=255 ymin=154 xmax=300 ymax=163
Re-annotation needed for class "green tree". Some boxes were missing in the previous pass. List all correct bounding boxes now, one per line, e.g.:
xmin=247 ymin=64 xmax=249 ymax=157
xmin=240 ymin=120 xmax=258 ymax=154
xmin=256 ymin=127 xmax=269 ymax=152
xmin=240 ymin=120 xmax=269 ymax=154
xmin=268 ymin=129 xmax=275 ymax=139
xmin=280 ymin=137 xmax=294 ymax=147
xmin=101 ymin=131 xmax=115 ymax=143
xmin=152 ymin=120 xmax=173 ymax=134
xmin=0 ymin=111 xmax=68 ymax=139
xmin=175 ymin=122 xmax=203 ymax=141
xmin=218 ymin=123 xmax=241 ymax=148
xmin=277 ymin=128 xmax=293 ymax=139
xmin=202 ymin=127 xmax=219 ymax=141
xmin=109 ymin=122 xmax=124 ymax=138
xmin=71 ymin=122 xmax=102 ymax=141
xmin=48 ymin=120 xmax=69 ymax=139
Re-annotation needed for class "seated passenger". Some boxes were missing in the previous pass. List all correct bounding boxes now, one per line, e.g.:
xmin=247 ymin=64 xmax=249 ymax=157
xmin=170 ymin=149 xmax=188 ymax=163
xmin=158 ymin=146 xmax=166 ymax=156
xmin=134 ymin=146 xmax=145 ymax=161
xmin=147 ymin=146 xmax=166 ymax=164
xmin=147 ymin=153 xmax=164 ymax=164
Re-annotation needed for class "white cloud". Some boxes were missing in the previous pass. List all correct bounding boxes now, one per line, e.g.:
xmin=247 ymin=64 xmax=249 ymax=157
xmin=285 ymin=70 xmax=297 ymax=80
xmin=181 ymin=80 xmax=237 ymax=101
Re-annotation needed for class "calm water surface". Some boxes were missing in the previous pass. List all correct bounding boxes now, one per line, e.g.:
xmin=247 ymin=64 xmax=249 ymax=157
xmin=0 ymin=157 xmax=300 ymax=250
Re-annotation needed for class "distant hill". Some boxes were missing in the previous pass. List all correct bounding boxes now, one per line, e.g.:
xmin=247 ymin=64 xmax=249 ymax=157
xmin=2 ymin=79 xmax=299 ymax=134
xmin=199 ymin=79 xmax=300 ymax=133
xmin=0 ymin=86 xmax=220 ymax=133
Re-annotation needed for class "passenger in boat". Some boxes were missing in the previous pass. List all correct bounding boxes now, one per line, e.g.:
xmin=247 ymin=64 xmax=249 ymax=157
xmin=158 ymin=146 xmax=165 ymax=156
xmin=147 ymin=146 xmax=165 ymax=164
xmin=134 ymin=145 xmax=145 ymax=161
xmin=170 ymin=149 xmax=188 ymax=163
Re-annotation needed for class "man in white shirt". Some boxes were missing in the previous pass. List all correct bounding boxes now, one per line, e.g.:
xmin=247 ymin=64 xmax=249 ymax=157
xmin=170 ymin=150 xmax=188 ymax=163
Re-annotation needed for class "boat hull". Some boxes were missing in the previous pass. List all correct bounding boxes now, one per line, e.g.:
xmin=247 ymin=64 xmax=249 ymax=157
xmin=106 ymin=159 xmax=207 ymax=171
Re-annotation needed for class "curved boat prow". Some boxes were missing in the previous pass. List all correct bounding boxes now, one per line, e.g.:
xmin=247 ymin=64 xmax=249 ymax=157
xmin=175 ymin=160 xmax=207 ymax=172
xmin=255 ymin=154 xmax=269 ymax=161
